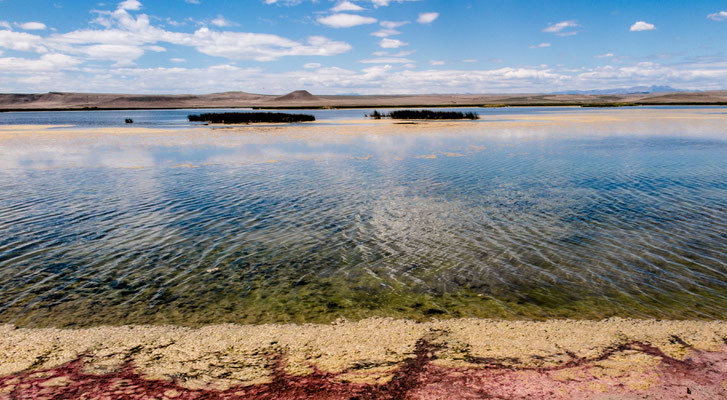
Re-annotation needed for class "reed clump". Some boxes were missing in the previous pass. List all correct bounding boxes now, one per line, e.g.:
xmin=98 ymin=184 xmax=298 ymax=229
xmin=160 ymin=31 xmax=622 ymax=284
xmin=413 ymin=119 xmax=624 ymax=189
xmin=188 ymin=112 xmax=315 ymax=124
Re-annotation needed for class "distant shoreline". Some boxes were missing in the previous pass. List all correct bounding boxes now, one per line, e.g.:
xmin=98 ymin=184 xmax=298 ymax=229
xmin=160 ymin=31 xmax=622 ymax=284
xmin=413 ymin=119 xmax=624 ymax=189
xmin=2 ymin=89 xmax=727 ymax=112
xmin=2 ymin=102 xmax=727 ymax=113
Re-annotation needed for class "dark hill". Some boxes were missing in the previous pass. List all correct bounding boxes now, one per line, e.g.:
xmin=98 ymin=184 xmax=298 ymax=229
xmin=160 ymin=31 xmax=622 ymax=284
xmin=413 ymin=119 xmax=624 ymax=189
xmin=273 ymin=90 xmax=319 ymax=102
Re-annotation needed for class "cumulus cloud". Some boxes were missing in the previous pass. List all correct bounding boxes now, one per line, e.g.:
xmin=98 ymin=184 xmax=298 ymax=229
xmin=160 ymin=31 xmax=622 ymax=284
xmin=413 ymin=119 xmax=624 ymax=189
xmin=0 ymin=30 xmax=47 ymax=52
xmin=0 ymin=1 xmax=352 ymax=65
xmin=0 ymin=21 xmax=10 ymax=30
xmin=379 ymin=38 xmax=407 ymax=48
xmin=359 ymin=57 xmax=413 ymax=64
xmin=530 ymin=42 xmax=550 ymax=49
xmin=380 ymin=20 xmax=408 ymax=29
xmin=210 ymin=15 xmax=232 ymax=27
xmin=5 ymin=58 xmax=727 ymax=95
xmin=118 ymin=0 xmax=142 ymax=11
xmin=595 ymin=52 xmax=614 ymax=58
xmin=543 ymin=20 xmax=579 ymax=35
xmin=707 ymin=11 xmax=727 ymax=21
xmin=331 ymin=1 xmax=364 ymax=12
xmin=371 ymin=29 xmax=400 ymax=37
xmin=0 ymin=53 xmax=80 ymax=72
xmin=304 ymin=62 xmax=321 ymax=68
xmin=630 ymin=21 xmax=655 ymax=31
xmin=171 ymin=58 xmax=186 ymax=62
xmin=417 ymin=12 xmax=439 ymax=24
xmin=318 ymin=13 xmax=377 ymax=28
xmin=18 ymin=22 xmax=47 ymax=30
xmin=429 ymin=60 xmax=444 ymax=66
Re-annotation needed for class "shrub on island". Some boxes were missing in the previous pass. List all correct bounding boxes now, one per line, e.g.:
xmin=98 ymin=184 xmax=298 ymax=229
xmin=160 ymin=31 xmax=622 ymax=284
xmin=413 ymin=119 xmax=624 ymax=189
xmin=366 ymin=110 xmax=479 ymax=120
xmin=188 ymin=112 xmax=315 ymax=124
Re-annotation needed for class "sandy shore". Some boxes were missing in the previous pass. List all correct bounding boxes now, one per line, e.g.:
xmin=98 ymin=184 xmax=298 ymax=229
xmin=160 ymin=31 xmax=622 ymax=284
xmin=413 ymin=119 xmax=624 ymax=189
xmin=1 ymin=318 xmax=726 ymax=399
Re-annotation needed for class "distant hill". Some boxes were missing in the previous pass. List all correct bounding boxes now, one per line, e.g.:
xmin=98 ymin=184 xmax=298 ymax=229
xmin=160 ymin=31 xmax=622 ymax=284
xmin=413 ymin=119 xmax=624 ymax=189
xmin=273 ymin=90 xmax=319 ymax=102
xmin=552 ymin=86 xmax=684 ymax=95
xmin=2 ymin=89 xmax=727 ymax=111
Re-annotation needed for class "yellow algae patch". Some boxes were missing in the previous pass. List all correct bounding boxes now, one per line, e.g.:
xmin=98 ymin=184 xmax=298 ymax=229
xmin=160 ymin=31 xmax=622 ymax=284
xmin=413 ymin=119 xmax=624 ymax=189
xmin=442 ymin=152 xmax=465 ymax=157
xmin=1 ymin=318 xmax=726 ymax=389
xmin=416 ymin=154 xmax=437 ymax=159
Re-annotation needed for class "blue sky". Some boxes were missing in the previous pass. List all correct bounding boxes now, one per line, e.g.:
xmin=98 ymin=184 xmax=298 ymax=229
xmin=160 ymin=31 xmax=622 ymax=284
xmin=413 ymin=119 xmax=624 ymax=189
xmin=1 ymin=0 xmax=726 ymax=94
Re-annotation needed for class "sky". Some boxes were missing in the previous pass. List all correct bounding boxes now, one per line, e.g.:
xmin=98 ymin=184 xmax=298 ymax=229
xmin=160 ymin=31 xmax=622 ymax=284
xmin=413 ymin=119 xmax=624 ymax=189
xmin=1 ymin=0 xmax=726 ymax=94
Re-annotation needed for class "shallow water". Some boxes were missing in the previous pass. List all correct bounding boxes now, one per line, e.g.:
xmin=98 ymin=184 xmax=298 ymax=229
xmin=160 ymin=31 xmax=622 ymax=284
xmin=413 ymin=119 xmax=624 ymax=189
xmin=0 ymin=108 xmax=726 ymax=327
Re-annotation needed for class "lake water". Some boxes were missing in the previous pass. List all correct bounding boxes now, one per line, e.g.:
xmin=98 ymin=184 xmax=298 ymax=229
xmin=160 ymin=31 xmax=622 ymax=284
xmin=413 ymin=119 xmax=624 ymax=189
xmin=0 ymin=107 xmax=726 ymax=327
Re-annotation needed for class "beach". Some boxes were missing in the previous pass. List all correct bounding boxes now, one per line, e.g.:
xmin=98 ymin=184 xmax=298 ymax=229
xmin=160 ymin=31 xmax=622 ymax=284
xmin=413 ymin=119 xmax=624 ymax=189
xmin=2 ymin=318 xmax=727 ymax=399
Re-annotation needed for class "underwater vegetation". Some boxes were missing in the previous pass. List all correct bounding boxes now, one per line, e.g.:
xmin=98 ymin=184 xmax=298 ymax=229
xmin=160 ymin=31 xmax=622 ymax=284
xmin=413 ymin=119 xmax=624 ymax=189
xmin=188 ymin=112 xmax=316 ymax=124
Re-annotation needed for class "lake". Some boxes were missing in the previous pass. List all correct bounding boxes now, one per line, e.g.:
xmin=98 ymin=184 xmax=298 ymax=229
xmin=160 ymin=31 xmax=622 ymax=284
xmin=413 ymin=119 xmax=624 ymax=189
xmin=0 ymin=107 xmax=725 ymax=327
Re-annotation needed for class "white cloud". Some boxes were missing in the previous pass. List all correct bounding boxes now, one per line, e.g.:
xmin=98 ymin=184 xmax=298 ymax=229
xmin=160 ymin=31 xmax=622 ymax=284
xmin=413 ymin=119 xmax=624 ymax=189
xmin=380 ymin=20 xmax=408 ymax=29
xmin=429 ymin=60 xmax=444 ymax=66
xmin=18 ymin=22 xmax=47 ymax=30
xmin=185 ymin=0 xmax=200 ymax=4
xmin=0 ymin=53 xmax=80 ymax=72
xmin=211 ymin=15 xmax=232 ymax=27
xmin=0 ymin=30 xmax=47 ymax=52
xmin=0 ymin=21 xmax=10 ymax=30
xmin=0 ymin=4 xmax=353 ymax=64
xmin=462 ymin=59 xmax=477 ymax=63
xmin=543 ymin=20 xmax=579 ymax=35
xmin=707 ymin=11 xmax=727 ymax=21
xmin=530 ymin=42 xmax=550 ymax=49
xmin=82 ymin=44 xmax=145 ymax=65
xmin=369 ymin=0 xmax=418 ymax=7
xmin=359 ymin=57 xmax=413 ymax=63
xmin=264 ymin=0 xmax=303 ymax=4
xmin=171 ymin=58 xmax=186 ymax=62
xmin=118 ymin=0 xmax=142 ymax=11
xmin=318 ymin=13 xmax=377 ymax=28
xmin=379 ymin=38 xmax=407 ymax=48
xmin=417 ymin=12 xmax=439 ymax=24
xmin=595 ymin=52 xmax=614 ymax=58
xmin=630 ymin=21 xmax=655 ymax=31
xmin=303 ymin=62 xmax=321 ymax=68
xmin=371 ymin=29 xmax=400 ymax=37
xmin=331 ymin=1 xmax=364 ymax=12
xmin=6 ymin=59 xmax=727 ymax=95
xmin=181 ymin=30 xmax=352 ymax=61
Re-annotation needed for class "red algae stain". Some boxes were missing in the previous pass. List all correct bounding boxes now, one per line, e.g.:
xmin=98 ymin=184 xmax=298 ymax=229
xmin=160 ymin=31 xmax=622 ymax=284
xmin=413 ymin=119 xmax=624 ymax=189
xmin=1 ymin=339 xmax=726 ymax=400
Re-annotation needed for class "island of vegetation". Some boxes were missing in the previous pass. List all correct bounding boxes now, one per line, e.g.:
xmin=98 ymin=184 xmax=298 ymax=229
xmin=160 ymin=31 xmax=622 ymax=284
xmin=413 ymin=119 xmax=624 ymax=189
xmin=188 ymin=112 xmax=315 ymax=124
xmin=367 ymin=109 xmax=479 ymax=120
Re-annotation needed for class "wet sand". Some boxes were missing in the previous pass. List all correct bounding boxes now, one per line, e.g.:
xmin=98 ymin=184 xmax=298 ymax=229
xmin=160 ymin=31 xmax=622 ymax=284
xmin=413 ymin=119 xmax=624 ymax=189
xmin=1 ymin=318 xmax=727 ymax=399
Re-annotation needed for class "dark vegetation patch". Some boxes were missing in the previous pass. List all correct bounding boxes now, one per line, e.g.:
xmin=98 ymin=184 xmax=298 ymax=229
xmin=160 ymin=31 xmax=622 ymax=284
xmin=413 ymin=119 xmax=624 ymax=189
xmin=580 ymin=103 xmax=638 ymax=107
xmin=367 ymin=110 xmax=479 ymax=120
xmin=188 ymin=112 xmax=315 ymax=124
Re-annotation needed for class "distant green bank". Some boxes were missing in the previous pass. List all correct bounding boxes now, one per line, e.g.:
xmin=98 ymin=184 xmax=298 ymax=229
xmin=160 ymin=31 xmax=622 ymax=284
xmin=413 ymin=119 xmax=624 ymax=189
xmin=367 ymin=110 xmax=479 ymax=120
xmin=188 ymin=112 xmax=315 ymax=124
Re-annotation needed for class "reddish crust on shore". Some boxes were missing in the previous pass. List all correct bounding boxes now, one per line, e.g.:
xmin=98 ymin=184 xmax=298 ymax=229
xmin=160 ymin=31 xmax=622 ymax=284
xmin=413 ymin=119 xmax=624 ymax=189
xmin=2 ymin=338 xmax=726 ymax=400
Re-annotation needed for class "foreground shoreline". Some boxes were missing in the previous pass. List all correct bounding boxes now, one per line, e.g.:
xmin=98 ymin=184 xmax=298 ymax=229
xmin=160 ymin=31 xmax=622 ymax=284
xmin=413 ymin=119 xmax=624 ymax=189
xmin=2 ymin=318 xmax=726 ymax=399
